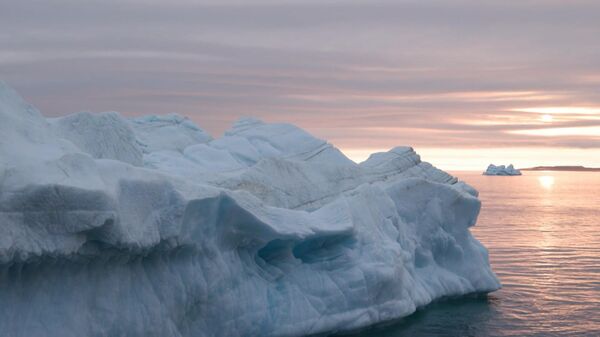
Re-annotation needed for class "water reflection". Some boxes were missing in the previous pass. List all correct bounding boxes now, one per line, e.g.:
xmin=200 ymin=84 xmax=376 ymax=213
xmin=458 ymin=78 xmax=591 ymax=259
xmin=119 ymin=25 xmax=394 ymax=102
xmin=538 ymin=175 xmax=555 ymax=190
xmin=342 ymin=295 xmax=500 ymax=337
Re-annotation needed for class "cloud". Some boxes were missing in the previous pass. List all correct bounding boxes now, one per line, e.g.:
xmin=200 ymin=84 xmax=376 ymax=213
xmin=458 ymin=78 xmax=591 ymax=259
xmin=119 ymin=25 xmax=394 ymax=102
xmin=1 ymin=0 xmax=600 ymax=167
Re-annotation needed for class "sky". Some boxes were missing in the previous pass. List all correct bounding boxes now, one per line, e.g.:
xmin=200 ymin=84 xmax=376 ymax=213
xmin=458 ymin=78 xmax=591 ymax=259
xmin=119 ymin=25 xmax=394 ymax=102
xmin=2 ymin=0 xmax=600 ymax=170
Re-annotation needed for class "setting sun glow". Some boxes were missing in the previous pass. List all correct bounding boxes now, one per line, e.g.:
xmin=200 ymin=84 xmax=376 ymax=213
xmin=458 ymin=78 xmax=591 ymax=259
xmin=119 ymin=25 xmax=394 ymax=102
xmin=511 ymin=107 xmax=600 ymax=115
xmin=509 ymin=126 xmax=600 ymax=137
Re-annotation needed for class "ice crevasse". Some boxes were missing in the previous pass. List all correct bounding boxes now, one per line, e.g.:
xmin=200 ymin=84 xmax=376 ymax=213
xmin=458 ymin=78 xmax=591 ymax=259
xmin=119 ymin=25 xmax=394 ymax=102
xmin=0 ymin=82 xmax=500 ymax=337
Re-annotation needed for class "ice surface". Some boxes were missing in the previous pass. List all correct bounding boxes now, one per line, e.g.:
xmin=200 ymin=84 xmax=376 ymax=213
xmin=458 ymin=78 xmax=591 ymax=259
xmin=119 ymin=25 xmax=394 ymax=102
xmin=0 ymin=82 xmax=500 ymax=337
xmin=483 ymin=164 xmax=522 ymax=176
xmin=130 ymin=113 xmax=213 ymax=153
xmin=49 ymin=111 xmax=143 ymax=166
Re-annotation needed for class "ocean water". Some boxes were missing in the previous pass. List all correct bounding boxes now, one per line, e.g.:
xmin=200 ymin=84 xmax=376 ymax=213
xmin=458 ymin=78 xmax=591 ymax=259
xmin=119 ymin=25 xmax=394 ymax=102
xmin=348 ymin=171 xmax=600 ymax=337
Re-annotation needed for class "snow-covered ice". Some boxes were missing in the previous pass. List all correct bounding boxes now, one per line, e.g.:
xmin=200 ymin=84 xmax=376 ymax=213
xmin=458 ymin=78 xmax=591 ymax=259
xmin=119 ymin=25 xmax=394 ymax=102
xmin=483 ymin=164 xmax=522 ymax=176
xmin=0 ymin=82 xmax=500 ymax=337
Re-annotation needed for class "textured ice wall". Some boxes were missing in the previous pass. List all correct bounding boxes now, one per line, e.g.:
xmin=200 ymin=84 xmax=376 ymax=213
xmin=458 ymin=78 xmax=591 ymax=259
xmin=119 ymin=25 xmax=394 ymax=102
xmin=0 ymin=82 xmax=500 ymax=337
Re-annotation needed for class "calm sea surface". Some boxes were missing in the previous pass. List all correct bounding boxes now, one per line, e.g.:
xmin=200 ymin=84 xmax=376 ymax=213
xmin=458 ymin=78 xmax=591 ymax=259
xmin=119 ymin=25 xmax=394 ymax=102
xmin=349 ymin=171 xmax=600 ymax=337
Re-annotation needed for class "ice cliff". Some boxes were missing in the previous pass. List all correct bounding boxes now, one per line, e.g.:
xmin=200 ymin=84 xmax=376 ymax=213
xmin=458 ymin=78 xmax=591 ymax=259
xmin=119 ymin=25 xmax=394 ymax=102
xmin=483 ymin=164 xmax=522 ymax=176
xmin=0 ymin=82 xmax=500 ymax=337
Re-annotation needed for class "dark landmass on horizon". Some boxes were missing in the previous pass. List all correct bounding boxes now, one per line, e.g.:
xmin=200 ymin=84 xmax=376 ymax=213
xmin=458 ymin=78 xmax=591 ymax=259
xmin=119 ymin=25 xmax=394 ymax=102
xmin=521 ymin=166 xmax=600 ymax=172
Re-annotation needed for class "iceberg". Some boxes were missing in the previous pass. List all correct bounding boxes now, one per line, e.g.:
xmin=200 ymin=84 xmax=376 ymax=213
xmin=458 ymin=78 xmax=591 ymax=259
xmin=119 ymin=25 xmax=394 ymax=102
xmin=0 ymin=82 xmax=500 ymax=337
xmin=483 ymin=164 xmax=522 ymax=176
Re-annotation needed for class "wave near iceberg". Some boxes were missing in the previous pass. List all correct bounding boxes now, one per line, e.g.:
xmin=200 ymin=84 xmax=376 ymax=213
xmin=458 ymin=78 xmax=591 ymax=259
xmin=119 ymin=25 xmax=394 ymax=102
xmin=0 ymin=82 xmax=500 ymax=337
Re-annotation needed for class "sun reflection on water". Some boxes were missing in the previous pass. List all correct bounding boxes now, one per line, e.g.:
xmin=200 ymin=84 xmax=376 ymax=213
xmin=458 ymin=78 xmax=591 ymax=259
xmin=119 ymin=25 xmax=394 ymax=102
xmin=538 ymin=175 xmax=555 ymax=190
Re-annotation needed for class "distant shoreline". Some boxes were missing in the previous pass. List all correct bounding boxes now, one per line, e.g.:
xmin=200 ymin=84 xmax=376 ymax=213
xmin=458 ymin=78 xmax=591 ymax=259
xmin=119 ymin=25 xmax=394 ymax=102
xmin=520 ymin=166 xmax=600 ymax=172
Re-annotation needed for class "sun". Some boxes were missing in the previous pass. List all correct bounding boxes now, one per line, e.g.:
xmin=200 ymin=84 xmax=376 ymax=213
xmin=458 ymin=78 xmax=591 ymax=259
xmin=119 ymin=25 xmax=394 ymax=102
xmin=540 ymin=114 xmax=553 ymax=122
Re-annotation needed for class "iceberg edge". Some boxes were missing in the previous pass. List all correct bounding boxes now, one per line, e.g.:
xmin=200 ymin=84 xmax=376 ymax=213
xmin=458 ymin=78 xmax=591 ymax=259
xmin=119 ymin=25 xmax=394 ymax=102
xmin=0 ymin=82 xmax=500 ymax=337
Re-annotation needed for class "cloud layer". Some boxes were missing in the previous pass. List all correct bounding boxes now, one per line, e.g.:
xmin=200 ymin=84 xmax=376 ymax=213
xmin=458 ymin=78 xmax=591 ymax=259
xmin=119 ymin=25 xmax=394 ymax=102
xmin=2 ymin=0 xmax=599 ymax=168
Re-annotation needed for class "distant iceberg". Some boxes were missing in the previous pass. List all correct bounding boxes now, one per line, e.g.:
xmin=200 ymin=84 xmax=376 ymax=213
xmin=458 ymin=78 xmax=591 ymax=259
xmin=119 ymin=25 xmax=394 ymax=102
xmin=483 ymin=164 xmax=522 ymax=176
xmin=0 ymin=82 xmax=500 ymax=337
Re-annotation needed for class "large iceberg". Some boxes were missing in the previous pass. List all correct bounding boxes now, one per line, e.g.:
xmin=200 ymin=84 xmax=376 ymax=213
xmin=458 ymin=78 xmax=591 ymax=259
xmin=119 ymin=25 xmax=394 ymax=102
xmin=0 ymin=82 xmax=499 ymax=337
xmin=483 ymin=164 xmax=522 ymax=176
